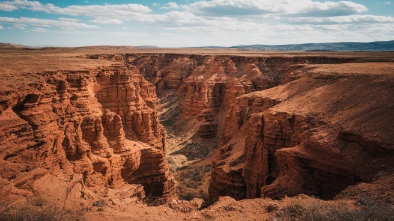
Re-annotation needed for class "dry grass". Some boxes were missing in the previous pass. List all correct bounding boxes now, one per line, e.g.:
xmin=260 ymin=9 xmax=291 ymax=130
xmin=0 ymin=204 xmax=85 ymax=221
xmin=271 ymin=199 xmax=394 ymax=221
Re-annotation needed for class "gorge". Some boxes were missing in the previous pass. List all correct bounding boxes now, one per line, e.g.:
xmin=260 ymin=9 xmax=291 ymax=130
xmin=0 ymin=46 xmax=393 ymax=220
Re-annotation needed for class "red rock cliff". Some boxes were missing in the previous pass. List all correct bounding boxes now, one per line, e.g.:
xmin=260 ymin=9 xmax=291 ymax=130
xmin=124 ymin=54 xmax=311 ymax=140
xmin=0 ymin=65 xmax=174 ymax=208
xmin=209 ymin=74 xmax=394 ymax=202
xmin=73 ymin=53 xmax=394 ymax=205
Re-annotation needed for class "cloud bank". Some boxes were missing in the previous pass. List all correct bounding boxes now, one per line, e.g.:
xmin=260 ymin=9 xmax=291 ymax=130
xmin=0 ymin=0 xmax=392 ymax=46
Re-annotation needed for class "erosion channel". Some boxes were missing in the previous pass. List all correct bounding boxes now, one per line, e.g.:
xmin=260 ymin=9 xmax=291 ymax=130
xmin=1 ymin=48 xmax=394 ymax=220
xmin=113 ymin=52 xmax=394 ymax=204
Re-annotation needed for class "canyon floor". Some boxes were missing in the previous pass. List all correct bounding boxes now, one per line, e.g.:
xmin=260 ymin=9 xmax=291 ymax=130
xmin=0 ymin=45 xmax=393 ymax=220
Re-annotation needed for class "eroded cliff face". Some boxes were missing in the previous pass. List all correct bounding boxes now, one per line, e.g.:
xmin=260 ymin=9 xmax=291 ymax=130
xmin=125 ymin=54 xmax=315 ymax=140
xmin=2 ymin=50 xmax=393 ymax=214
xmin=118 ymin=54 xmax=313 ymax=200
xmin=89 ymin=53 xmax=394 ymax=204
xmin=209 ymin=74 xmax=394 ymax=202
xmin=0 ymin=65 xmax=173 ymax=209
xmin=125 ymin=55 xmax=363 ymax=137
xmin=95 ymin=65 xmax=165 ymax=150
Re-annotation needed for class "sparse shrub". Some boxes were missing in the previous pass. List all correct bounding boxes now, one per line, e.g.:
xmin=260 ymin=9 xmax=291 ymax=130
xmin=272 ymin=200 xmax=394 ymax=221
xmin=223 ymin=206 xmax=236 ymax=211
xmin=266 ymin=204 xmax=279 ymax=212
xmin=92 ymin=199 xmax=107 ymax=207
xmin=179 ymin=165 xmax=189 ymax=170
xmin=167 ymin=157 xmax=175 ymax=165
xmin=185 ymin=182 xmax=199 ymax=189
xmin=182 ymin=193 xmax=194 ymax=201
xmin=191 ymin=173 xmax=202 ymax=182
xmin=142 ymin=196 xmax=167 ymax=206
xmin=280 ymin=203 xmax=307 ymax=219
xmin=356 ymin=197 xmax=373 ymax=206
xmin=202 ymin=212 xmax=215 ymax=220
xmin=30 ymin=195 xmax=45 ymax=207
xmin=198 ymin=190 xmax=209 ymax=201
xmin=0 ymin=203 xmax=85 ymax=221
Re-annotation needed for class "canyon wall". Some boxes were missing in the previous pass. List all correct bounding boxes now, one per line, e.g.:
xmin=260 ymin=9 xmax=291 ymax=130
xmin=0 ymin=64 xmax=173 ymax=209
xmin=124 ymin=54 xmax=324 ymax=139
xmin=87 ymin=53 xmax=394 ymax=203
xmin=2 ymin=51 xmax=393 ymax=211
xmin=209 ymin=74 xmax=394 ymax=202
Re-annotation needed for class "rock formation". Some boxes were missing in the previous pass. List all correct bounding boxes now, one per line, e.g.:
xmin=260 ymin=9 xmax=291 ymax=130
xmin=91 ymin=53 xmax=393 ymax=204
xmin=1 ymin=47 xmax=393 ymax=220
xmin=209 ymin=74 xmax=394 ymax=202
xmin=0 ymin=64 xmax=174 ymax=209
xmin=95 ymin=65 xmax=165 ymax=150
xmin=126 ymin=54 xmax=312 ymax=140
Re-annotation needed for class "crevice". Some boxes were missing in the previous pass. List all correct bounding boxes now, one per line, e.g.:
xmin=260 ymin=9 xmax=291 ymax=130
xmin=266 ymin=152 xmax=279 ymax=185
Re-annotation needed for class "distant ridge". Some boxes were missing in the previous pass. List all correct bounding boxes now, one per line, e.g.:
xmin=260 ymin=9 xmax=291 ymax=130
xmin=2 ymin=40 xmax=394 ymax=51
xmin=0 ymin=43 xmax=31 ymax=48
xmin=230 ymin=40 xmax=394 ymax=51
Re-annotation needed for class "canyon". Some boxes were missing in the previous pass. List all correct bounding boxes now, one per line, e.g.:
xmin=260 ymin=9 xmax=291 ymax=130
xmin=0 ymin=46 xmax=393 ymax=220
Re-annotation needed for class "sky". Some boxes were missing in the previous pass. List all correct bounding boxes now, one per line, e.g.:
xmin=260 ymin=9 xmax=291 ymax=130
xmin=0 ymin=0 xmax=393 ymax=47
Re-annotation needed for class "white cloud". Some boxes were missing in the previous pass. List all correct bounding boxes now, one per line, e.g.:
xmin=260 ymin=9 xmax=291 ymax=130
xmin=0 ymin=16 xmax=99 ymax=29
xmin=0 ymin=0 xmax=45 ymax=12
xmin=56 ymin=29 xmax=148 ymax=37
xmin=0 ymin=0 xmax=372 ymax=30
xmin=0 ymin=2 xmax=17 ymax=11
xmin=53 ymin=4 xmax=151 ymax=17
xmin=383 ymin=2 xmax=391 ymax=5
xmin=0 ymin=0 xmax=151 ymax=15
xmin=288 ymin=15 xmax=394 ymax=25
xmin=90 ymin=18 xmax=124 ymax=24
xmin=0 ymin=0 xmax=392 ymax=47
xmin=14 ymin=23 xmax=26 ymax=29
xmin=141 ymin=11 xmax=212 ymax=26
xmin=58 ymin=18 xmax=80 ymax=22
xmin=300 ymin=1 xmax=368 ymax=16
xmin=0 ymin=26 xmax=3 ymax=29
xmin=32 ymin=27 xmax=47 ymax=32
xmin=162 ymin=2 xmax=181 ymax=9
xmin=183 ymin=0 xmax=367 ymax=17
xmin=185 ymin=0 xmax=277 ymax=16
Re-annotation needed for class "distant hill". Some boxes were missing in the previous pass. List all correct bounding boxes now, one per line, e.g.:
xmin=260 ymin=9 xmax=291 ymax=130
xmin=2 ymin=40 xmax=394 ymax=51
xmin=0 ymin=43 xmax=30 ymax=48
xmin=230 ymin=40 xmax=394 ymax=51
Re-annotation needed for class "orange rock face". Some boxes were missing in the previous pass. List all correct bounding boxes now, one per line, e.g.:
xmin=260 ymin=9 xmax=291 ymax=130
xmin=95 ymin=65 xmax=165 ymax=150
xmin=0 ymin=64 xmax=173 ymax=206
xmin=127 ymin=54 xmax=308 ymax=141
xmin=115 ymin=53 xmax=394 ymax=204
xmin=209 ymin=73 xmax=394 ymax=203
xmin=1 ymin=48 xmax=394 ymax=218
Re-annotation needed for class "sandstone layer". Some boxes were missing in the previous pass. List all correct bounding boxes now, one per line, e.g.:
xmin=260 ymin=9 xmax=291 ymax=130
xmin=89 ymin=52 xmax=394 ymax=203
xmin=1 ymin=47 xmax=394 ymax=220
xmin=0 ymin=58 xmax=173 ymax=211
xmin=209 ymin=70 xmax=394 ymax=202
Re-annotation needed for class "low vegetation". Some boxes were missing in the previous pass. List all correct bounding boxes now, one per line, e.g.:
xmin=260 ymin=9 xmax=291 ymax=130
xmin=272 ymin=199 xmax=394 ymax=221
xmin=0 ymin=203 xmax=85 ymax=221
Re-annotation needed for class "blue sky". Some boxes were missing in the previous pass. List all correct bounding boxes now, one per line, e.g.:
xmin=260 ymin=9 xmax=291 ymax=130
xmin=0 ymin=0 xmax=393 ymax=47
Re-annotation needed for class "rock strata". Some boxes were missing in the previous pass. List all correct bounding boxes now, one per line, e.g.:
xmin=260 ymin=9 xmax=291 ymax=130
xmin=209 ymin=74 xmax=394 ymax=202
xmin=0 ymin=65 xmax=173 ymax=208
xmin=2 ymin=50 xmax=393 ymax=214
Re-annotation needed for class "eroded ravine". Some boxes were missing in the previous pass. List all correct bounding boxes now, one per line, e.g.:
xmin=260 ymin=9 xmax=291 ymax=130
xmin=108 ymin=53 xmax=394 ymax=204
xmin=1 ymin=49 xmax=394 ymax=220
xmin=124 ymin=53 xmax=310 ymax=201
xmin=121 ymin=53 xmax=394 ymax=205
